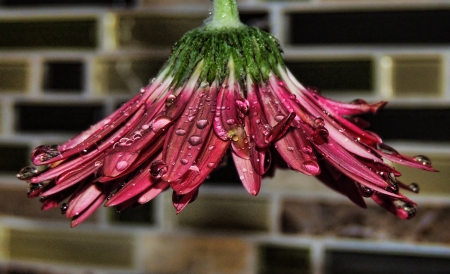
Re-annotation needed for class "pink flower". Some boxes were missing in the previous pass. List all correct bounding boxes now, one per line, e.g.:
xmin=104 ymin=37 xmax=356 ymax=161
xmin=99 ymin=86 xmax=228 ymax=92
xmin=17 ymin=11 xmax=436 ymax=227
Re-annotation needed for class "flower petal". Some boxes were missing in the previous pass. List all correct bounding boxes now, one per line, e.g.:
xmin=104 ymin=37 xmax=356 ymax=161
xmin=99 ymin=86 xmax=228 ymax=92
xmin=232 ymin=151 xmax=261 ymax=196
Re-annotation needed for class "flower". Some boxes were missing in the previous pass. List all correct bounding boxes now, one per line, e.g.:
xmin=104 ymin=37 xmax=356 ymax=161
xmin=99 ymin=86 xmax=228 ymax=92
xmin=17 ymin=0 xmax=436 ymax=227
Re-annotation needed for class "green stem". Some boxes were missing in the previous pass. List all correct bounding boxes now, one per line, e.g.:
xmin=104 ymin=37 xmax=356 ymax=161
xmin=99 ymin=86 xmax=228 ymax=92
xmin=207 ymin=0 xmax=243 ymax=28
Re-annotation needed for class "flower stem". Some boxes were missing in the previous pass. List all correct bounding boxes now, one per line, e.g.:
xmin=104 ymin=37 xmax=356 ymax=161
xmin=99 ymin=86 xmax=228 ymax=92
xmin=207 ymin=0 xmax=243 ymax=28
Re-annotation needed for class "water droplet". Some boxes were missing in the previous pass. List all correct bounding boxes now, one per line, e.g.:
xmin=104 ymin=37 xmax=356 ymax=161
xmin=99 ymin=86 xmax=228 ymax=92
xmin=116 ymin=161 xmax=129 ymax=171
xmin=196 ymin=119 xmax=208 ymax=129
xmin=302 ymin=146 xmax=313 ymax=154
xmin=274 ymin=115 xmax=285 ymax=122
xmin=239 ymin=175 xmax=245 ymax=180
xmin=350 ymin=99 xmax=367 ymax=105
xmin=226 ymin=119 xmax=235 ymax=125
xmin=408 ymin=182 xmax=420 ymax=193
xmin=256 ymin=119 xmax=261 ymax=124
xmin=175 ymin=128 xmax=186 ymax=136
xmin=188 ymin=135 xmax=203 ymax=146
xmin=314 ymin=117 xmax=325 ymax=128
xmin=150 ymin=160 xmax=167 ymax=178
xmin=141 ymin=124 xmax=150 ymax=130
xmin=17 ymin=166 xmax=39 ymax=180
xmin=287 ymin=146 xmax=294 ymax=152
xmin=413 ymin=155 xmax=432 ymax=166
xmin=359 ymin=184 xmax=374 ymax=197
xmin=180 ymin=158 xmax=189 ymax=165
xmin=94 ymin=161 xmax=102 ymax=167
xmin=31 ymin=144 xmax=61 ymax=163
xmin=60 ymin=203 xmax=69 ymax=214
xmin=302 ymin=161 xmax=320 ymax=174
xmin=399 ymin=202 xmax=416 ymax=219
xmin=312 ymin=128 xmax=329 ymax=145
xmin=152 ymin=115 xmax=171 ymax=132
xmin=232 ymin=135 xmax=239 ymax=142
xmin=27 ymin=183 xmax=43 ymax=195
xmin=235 ymin=100 xmax=249 ymax=114
xmin=208 ymin=146 xmax=215 ymax=151
xmin=165 ymin=94 xmax=177 ymax=107
xmin=242 ymin=168 xmax=248 ymax=172
xmin=207 ymin=162 xmax=215 ymax=168
xmin=377 ymin=143 xmax=399 ymax=155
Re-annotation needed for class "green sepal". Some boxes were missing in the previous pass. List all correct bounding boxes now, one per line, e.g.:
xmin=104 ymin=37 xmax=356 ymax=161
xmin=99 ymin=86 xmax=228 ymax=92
xmin=162 ymin=26 xmax=285 ymax=90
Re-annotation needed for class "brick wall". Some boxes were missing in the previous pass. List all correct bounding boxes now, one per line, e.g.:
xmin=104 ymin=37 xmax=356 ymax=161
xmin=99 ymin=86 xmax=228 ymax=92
xmin=1 ymin=1 xmax=450 ymax=273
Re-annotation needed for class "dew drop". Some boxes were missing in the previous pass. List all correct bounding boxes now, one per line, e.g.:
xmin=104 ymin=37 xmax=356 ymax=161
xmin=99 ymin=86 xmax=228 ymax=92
xmin=302 ymin=146 xmax=313 ymax=154
xmin=188 ymin=135 xmax=203 ymax=146
xmin=226 ymin=119 xmax=235 ymax=125
xmin=377 ymin=143 xmax=399 ymax=155
xmin=413 ymin=155 xmax=432 ymax=166
xmin=17 ymin=166 xmax=39 ymax=180
xmin=287 ymin=146 xmax=294 ymax=152
xmin=207 ymin=162 xmax=215 ymax=168
xmin=27 ymin=183 xmax=43 ymax=195
xmin=408 ymin=182 xmax=420 ymax=193
xmin=116 ymin=161 xmax=129 ymax=171
xmin=242 ymin=168 xmax=248 ymax=173
xmin=196 ymin=119 xmax=208 ymax=129
xmin=150 ymin=160 xmax=167 ymax=178
xmin=302 ymin=161 xmax=320 ymax=175
xmin=232 ymin=135 xmax=239 ymax=142
xmin=398 ymin=202 xmax=416 ymax=219
xmin=208 ymin=145 xmax=215 ymax=151
xmin=239 ymin=175 xmax=245 ymax=180
xmin=274 ymin=115 xmax=285 ymax=122
xmin=359 ymin=184 xmax=374 ymax=197
xmin=180 ymin=158 xmax=189 ymax=165
xmin=165 ymin=94 xmax=177 ymax=107
xmin=314 ymin=117 xmax=325 ymax=128
xmin=350 ymin=98 xmax=367 ymax=105
xmin=175 ymin=128 xmax=186 ymax=136
xmin=94 ymin=161 xmax=102 ymax=167
xmin=60 ymin=203 xmax=69 ymax=214
xmin=31 ymin=144 xmax=61 ymax=163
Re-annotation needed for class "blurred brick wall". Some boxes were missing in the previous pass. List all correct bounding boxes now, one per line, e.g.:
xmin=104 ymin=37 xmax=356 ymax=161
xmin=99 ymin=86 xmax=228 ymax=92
xmin=0 ymin=1 xmax=450 ymax=273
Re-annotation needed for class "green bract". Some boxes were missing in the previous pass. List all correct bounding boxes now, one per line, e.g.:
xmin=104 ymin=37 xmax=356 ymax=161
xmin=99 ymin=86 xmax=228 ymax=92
xmin=164 ymin=26 xmax=285 ymax=88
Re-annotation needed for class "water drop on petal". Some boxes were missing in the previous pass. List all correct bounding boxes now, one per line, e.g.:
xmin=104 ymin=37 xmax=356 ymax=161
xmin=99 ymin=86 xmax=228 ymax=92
xmin=17 ymin=166 xmax=39 ymax=180
xmin=188 ymin=135 xmax=203 ymax=146
xmin=180 ymin=158 xmax=189 ymax=165
xmin=196 ymin=119 xmax=208 ymax=129
xmin=175 ymin=128 xmax=186 ymax=136
xmin=116 ymin=161 xmax=129 ymax=171
xmin=413 ymin=155 xmax=432 ymax=166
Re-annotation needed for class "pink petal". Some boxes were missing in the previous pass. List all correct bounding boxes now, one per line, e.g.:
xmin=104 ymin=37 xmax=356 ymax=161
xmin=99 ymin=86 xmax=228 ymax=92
xmin=171 ymin=131 xmax=230 ymax=195
xmin=137 ymin=180 xmax=170 ymax=204
xmin=172 ymin=189 xmax=199 ymax=214
xmin=162 ymin=80 xmax=218 ymax=182
xmin=232 ymin=151 xmax=261 ymax=196
xmin=66 ymin=183 xmax=103 ymax=218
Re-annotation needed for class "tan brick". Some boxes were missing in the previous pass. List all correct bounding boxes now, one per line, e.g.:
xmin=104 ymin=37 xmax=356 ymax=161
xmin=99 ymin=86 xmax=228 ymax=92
xmin=0 ymin=60 xmax=29 ymax=93
xmin=116 ymin=14 xmax=204 ymax=49
xmin=282 ymin=199 xmax=450 ymax=245
xmin=94 ymin=57 xmax=166 ymax=94
xmin=166 ymin=192 xmax=271 ymax=232
xmin=391 ymin=55 xmax=443 ymax=97
xmin=142 ymin=235 xmax=254 ymax=274
xmin=7 ymin=228 xmax=134 ymax=268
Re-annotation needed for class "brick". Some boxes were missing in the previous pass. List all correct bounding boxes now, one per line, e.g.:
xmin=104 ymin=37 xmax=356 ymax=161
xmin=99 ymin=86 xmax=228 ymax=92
xmin=0 ymin=60 xmax=29 ymax=92
xmin=391 ymin=55 xmax=443 ymax=97
xmin=15 ymin=103 xmax=103 ymax=132
xmin=109 ymin=201 xmax=154 ymax=225
xmin=7 ymin=228 xmax=134 ymax=268
xmin=0 ymin=144 xmax=29 ymax=174
xmin=259 ymin=245 xmax=310 ymax=274
xmin=325 ymin=250 xmax=450 ymax=274
xmin=286 ymin=59 xmax=373 ymax=92
xmin=171 ymin=193 xmax=271 ymax=232
xmin=288 ymin=9 xmax=450 ymax=45
xmin=0 ymin=19 xmax=97 ymax=49
xmin=94 ymin=58 xmax=166 ymax=94
xmin=117 ymin=14 xmax=204 ymax=48
xmin=142 ymin=235 xmax=254 ymax=274
xmin=282 ymin=199 xmax=450 ymax=244
xmin=43 ymin=61 xmax=84 ymax=92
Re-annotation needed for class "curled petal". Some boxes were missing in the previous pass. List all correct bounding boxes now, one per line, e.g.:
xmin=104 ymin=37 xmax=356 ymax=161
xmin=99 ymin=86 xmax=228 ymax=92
xmin=172 ymin=189 xmax=199 ymax=214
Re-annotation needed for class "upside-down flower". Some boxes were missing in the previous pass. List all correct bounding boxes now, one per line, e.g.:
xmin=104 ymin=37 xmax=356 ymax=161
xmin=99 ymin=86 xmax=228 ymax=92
xmin=18 ymin=0 xmax=436 ymax=227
